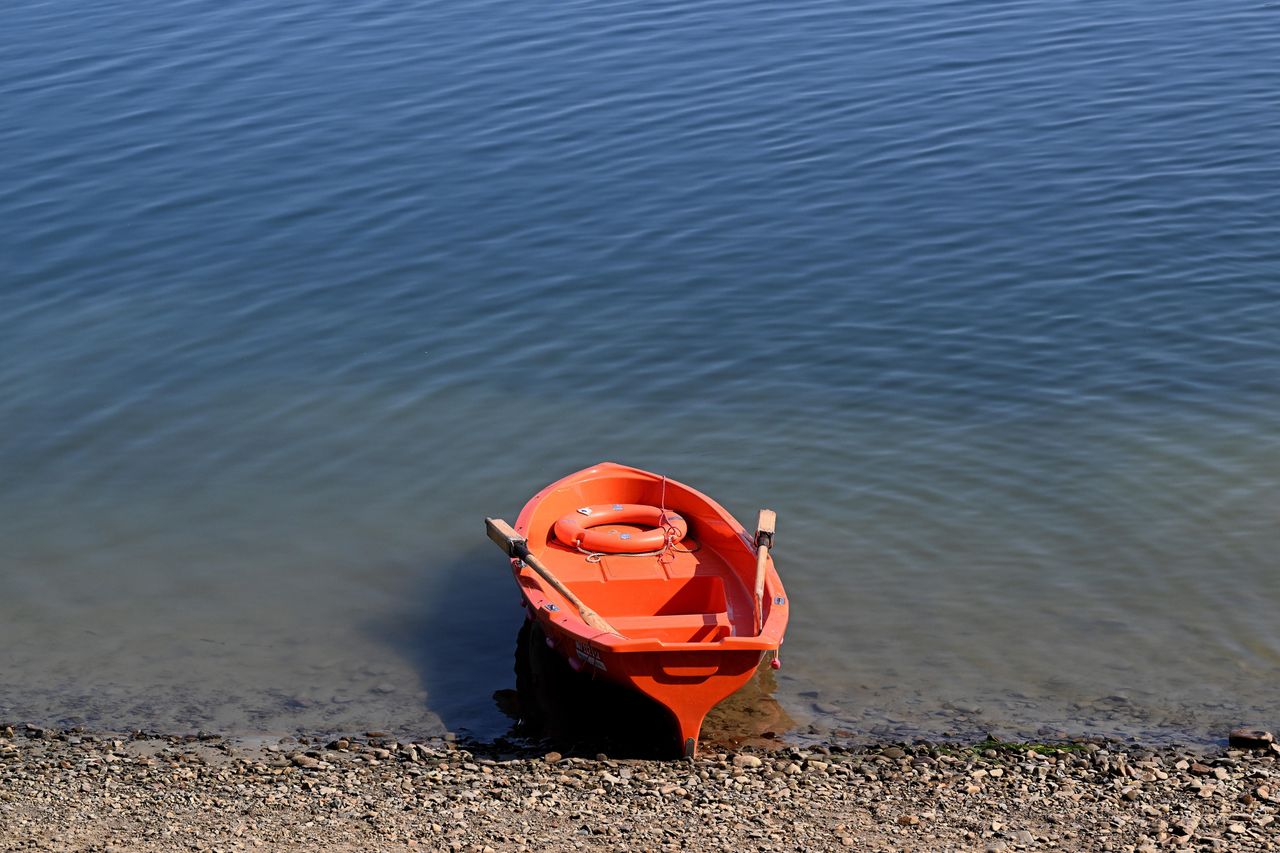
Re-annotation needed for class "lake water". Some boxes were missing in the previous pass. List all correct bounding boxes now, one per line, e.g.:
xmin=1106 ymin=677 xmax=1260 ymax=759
xmin=3 ymin=0 xmax=1278 ymax=746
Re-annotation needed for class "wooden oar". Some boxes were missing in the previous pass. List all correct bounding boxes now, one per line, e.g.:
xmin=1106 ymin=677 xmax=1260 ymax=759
xmin=753 ymin=509 xmax=776 ymax=634
xmin=485 ymin=517 xmax=621 ymax=636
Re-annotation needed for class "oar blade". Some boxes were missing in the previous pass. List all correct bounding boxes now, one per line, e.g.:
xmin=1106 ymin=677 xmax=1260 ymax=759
xmin=581 ymin=609 xmax=615 ymax=634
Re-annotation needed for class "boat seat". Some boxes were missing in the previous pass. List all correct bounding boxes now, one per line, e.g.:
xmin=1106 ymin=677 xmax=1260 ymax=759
xmin=608 ymin=612 xmax=733 ymax=643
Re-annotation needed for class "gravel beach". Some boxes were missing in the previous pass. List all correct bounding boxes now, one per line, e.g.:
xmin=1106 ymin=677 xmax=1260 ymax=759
xmin=3 ymin=724 xmax=1278 ymax=852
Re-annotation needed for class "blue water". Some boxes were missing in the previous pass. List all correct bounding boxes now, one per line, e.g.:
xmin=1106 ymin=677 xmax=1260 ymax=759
xmin=3 ymin=0 xmax=1278 ymax=743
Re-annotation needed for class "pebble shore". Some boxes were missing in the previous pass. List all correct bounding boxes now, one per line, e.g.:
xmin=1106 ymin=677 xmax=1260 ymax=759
xmin=2 ymin=724 xmax=1278 ymax=851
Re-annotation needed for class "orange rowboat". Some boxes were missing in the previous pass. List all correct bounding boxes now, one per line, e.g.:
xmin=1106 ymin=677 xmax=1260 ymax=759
xmin=486 ymin=462 xmax=788 ymax=757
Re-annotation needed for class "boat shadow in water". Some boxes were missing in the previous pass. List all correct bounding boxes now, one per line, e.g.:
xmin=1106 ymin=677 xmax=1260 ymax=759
xmin=376 ymin=548 xmax=526 ymax=742
xmin=493 ymin=619 xmax=794 ymax=759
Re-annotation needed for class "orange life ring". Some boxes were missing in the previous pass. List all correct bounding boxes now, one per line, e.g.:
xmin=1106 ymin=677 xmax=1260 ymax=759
xmin=554 ymin=504 xmax=688 ymax=554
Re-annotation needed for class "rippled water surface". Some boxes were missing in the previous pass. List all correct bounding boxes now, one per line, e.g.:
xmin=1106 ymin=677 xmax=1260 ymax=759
xmin=3 ymin=0 xmax=1279 ymax=744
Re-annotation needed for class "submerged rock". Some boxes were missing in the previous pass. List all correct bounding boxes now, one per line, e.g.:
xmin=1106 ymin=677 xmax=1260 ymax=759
xmin=1228 ymin=727 xmax=1275 ymax=750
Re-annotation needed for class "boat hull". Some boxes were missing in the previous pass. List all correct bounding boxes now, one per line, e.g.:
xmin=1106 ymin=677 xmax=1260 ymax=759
xmin=531 ymin=618 xmax=765 ymax=755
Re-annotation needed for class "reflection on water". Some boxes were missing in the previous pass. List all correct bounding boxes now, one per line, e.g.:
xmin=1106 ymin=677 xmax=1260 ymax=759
xmin=494 ymin=621 xmax=793 ymax=758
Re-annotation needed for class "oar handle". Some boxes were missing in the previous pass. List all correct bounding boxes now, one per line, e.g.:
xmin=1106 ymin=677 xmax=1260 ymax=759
xmin=753 ymin=509 xmax=776 ymax=634
xmin=485 ymin=517 xmax=620 ymax=636
xmin=486 ymin=516 xmax=529 ymax=559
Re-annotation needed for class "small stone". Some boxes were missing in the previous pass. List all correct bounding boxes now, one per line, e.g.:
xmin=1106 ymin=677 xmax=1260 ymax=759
xmin=897 ymin=814 xmax=919 ymax=827
xmin=543 ymin=752 xmax=562 ymax=763
xmin=365 ymin=731 xmax=388 ymax=738
xmin=732 ymin=754 xmax=762 ymax=769
xmin=1228 ymin=823 xmax=1246 ymax=835
xmin=880 ymin=747 xmax=906 ymax=760
xmin=1189 ymin=762 xmax=1213 ymax=776
xmin=1011 ymin=830 xmax=1035 ymax=846
xmin=290 ymin=754 xmax=319 ymax=769
xmin=989 ymin=767 xmax=1004 ymax=778
xmin=1121 ymin=786 xmax=1139 ymax=801
xmin=1257 ymin=784 xmax=1272 ymax=801
xmin=1228 ymin=728 xmax=1274 ymax=750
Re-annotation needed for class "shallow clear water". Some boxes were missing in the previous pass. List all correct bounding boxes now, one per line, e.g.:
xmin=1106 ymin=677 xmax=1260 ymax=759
xmin=3 ymin=0 xmax=1279 ymax=744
